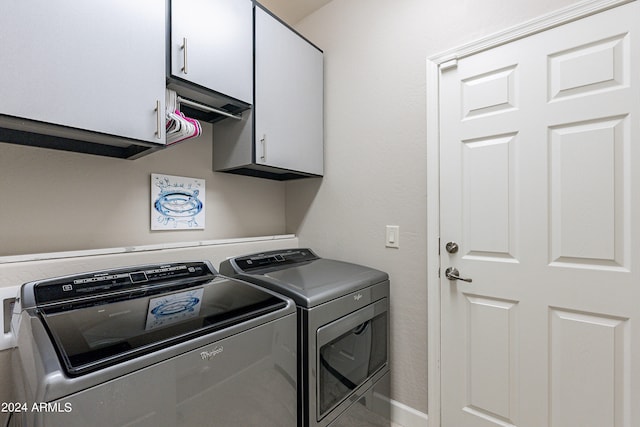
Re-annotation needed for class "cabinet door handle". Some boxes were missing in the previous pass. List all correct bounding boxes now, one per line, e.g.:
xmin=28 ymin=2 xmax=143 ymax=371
xmin=155 ymin=100 xmax=162 ymax=139
xmin=181 ymin=37 xmax=188 ymax=74
xmin=260 ymin=134 xmax=266 ymax=162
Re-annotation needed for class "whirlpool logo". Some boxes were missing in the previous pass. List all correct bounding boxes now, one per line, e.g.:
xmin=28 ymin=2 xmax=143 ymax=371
xmin=200 ymin=346 xmax=224 ymax=361
xmin=354 ymin=293 xmax=363 ymax=302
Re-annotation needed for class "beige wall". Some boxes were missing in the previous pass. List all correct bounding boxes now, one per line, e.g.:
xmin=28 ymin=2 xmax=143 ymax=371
xmin=285 ymin=0 xmax=580 ymax=414
xmin=0 ymin=122 xmax=286 ymax=256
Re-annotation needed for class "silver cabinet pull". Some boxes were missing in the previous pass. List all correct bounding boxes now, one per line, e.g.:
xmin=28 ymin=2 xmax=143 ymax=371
xmin=155 ymin=100 xmax=162 ymax=139
xmin=445 ymin=267 xmax=472 ymax=283
xmin=260 ymin=134 xmax=266 ymax=162
xmin=181 ymin=37 xmax=188 ymax=74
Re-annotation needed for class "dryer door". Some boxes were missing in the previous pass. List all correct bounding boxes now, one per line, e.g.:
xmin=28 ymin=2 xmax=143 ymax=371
xmin=316 ymin=298 xmax=388 ymax=421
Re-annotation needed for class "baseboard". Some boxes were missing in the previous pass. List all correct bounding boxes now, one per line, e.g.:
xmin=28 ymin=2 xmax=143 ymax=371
xmin=390 ymin=399 xmax=429 ymax=427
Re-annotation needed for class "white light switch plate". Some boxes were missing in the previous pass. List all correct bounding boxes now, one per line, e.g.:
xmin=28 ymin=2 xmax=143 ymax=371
xmin=386 ymin=225 xmax=400 ymax=248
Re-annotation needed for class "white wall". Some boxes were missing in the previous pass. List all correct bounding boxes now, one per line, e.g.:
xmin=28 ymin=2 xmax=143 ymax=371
xmin=0 ymin=122 xmax=286 ymax=256
xmin=286 ymin=0 xmax=580 ymax=414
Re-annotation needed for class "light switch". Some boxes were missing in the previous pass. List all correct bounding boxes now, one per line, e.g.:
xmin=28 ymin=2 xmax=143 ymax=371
xmin=386 ymin=225 xmax=400 ymax=248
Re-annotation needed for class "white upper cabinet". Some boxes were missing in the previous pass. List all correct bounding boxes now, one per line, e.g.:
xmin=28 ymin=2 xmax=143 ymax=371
xmin=213 ymin=6 xmax=324 ymax=180
xmin=169 ymin=0 xmax=253 ymax=105
xmin=0 ymin=0 xmax=166 ymax=145
xmin=254 ymin=6 xmax=324 ymax=176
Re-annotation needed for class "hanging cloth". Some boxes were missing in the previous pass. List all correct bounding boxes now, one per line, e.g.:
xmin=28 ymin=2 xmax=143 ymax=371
xmin=165 ymin=89 xmax=202 ymax=145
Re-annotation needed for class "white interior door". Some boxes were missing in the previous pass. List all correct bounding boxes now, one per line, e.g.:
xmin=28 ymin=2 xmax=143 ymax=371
xmin=439 ymin=2 xmax=640 ymax=426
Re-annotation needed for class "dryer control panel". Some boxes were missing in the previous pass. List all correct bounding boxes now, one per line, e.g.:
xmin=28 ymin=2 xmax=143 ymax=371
xmin=231 ymin=249 xmax=319 ymax=273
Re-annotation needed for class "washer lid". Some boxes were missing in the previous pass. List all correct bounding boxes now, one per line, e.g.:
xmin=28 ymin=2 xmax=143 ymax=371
xmin=222 ymin=249 xmax=389 ymax=307
xmin=25 ymin=263 xmax=292 ymax=376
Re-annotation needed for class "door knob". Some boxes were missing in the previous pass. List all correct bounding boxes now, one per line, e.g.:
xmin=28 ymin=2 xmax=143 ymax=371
xmin=445 ymin=242 xmax=459 ymax=254
xmin=445 ymin=267 xmax=472 ymax=283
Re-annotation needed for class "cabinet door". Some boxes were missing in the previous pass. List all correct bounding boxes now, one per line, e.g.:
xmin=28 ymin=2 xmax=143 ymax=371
xmin=255 ymin=7 xmax=324 ymax=176
xmin=0 ymin=0 xmax=166 ymax=144
xmin=170 ymin=0 xmax=253 ymax=105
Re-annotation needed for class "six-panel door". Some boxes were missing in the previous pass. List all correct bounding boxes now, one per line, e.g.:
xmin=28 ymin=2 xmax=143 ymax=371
xmin=439 ymin=2 xmax=640 ymax=426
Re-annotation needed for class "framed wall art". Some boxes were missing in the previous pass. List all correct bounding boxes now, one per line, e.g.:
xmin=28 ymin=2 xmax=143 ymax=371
xmin=151 ymin=174 xmax=205 ymax=230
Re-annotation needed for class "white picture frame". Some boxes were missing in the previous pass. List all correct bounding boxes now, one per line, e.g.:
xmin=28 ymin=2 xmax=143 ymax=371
xmin=151 ymin=174 xmax=205 ymax=230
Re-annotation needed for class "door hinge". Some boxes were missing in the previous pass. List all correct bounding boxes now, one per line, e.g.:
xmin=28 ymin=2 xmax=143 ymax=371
xmin=440 ymin=58 xmax=458 ymax=71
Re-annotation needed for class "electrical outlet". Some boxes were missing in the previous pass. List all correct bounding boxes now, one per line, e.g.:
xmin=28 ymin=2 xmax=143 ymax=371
xmin=385 ymin=225 xmax=400 ymax=248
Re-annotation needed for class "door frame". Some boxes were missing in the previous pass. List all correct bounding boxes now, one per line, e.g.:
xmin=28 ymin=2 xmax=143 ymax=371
xmin=425 ymin=0 xmax=634 ymax=425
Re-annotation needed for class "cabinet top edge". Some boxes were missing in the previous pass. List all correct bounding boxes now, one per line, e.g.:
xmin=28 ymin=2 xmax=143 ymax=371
xmin=254 ymin=1 xmax=324 ymax=53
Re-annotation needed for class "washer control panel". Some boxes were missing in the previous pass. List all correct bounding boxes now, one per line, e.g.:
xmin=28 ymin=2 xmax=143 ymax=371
xmin=32 ymin=262 xmax=214 ymax=306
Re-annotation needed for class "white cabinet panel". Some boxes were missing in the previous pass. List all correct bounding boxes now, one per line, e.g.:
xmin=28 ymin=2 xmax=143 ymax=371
xmin=0 ymin=0 xmax=166 ymax=145
xmin=254 ymin=7 xmax=324 ymax=176
xmin=170 ymin=0 xmax=253 ymax=105
xmin=213 ymin=7 xmax=324 ymax=180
